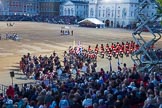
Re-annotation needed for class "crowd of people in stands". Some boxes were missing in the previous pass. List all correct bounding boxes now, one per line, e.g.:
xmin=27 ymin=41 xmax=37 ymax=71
xmin=0 ymin=42 xmax=162 ymax=108
xmin=1 ymin=61 xmax=162 ymax=108
xmin=0 ymin=15 xmax=78 ymax=25
xmin=32 ymin=16 xmax=77 ymax=25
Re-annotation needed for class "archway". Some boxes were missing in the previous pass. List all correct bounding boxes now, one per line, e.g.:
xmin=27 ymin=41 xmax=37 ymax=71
xmin=105 ymin=19 xmax=110 ymax=27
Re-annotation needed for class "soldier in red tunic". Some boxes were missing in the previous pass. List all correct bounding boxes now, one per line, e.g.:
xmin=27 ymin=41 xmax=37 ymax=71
xmin=105 ymin=43 xmax=110 ymax=52
xmin=125 ymin=41 xmax=130 ymax=56
xmin=100 ymin=44 xmax=104 ymax=58
xmin=94 ymin=44 xmax=99 ymax=54
xmin=88 ymin=45 xmax=91 ymax=52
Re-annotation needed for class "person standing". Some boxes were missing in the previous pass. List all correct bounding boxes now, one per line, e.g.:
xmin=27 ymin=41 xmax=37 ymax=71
xmin=6 ymin=86 xmax=14 ymax=99
xmin=71 ymin=30 xmax=73 ymax=36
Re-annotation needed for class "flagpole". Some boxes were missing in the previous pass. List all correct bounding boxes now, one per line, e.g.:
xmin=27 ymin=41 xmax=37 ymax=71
xmin=109 ymin=58 xmax=112 ymax=72
xmin=73 ymin=33 xmax=75 ymax=49
xmin=117 ymin=56 xmax=120 ymax=67
xmin=121 ymin=56 xmax=123 ymax=64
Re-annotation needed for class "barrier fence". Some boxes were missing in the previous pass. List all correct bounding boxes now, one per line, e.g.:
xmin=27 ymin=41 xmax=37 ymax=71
xmin=0 ymin=81 xmax=37 ymax=95
xmin=0 ymin=84 xmax=8 ymax=95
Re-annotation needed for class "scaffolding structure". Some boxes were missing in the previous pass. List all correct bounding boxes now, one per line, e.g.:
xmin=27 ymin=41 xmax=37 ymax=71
xmin=131 ymin=0 xmax=162 ymax=72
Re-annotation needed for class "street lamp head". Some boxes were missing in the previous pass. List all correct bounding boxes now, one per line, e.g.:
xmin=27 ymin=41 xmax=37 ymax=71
xmin=10 ymin=71 xmax=15 ymax=78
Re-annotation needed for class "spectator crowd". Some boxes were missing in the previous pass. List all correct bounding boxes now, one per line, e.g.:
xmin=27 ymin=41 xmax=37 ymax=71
xmin=0 ymin=43 xmax=162 ymax=108
xmin=0 ymin=15 xmax=78 ymax=25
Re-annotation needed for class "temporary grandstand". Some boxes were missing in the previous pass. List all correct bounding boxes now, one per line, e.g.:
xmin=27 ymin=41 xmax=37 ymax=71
xmin=0 ymin=15 xmax=77 ymax=24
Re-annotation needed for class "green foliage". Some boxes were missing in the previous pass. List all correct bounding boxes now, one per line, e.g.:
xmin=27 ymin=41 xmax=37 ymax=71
xmin=156 ymin=0 xmax=162 ymax=13
xmin=156 ymin=0 xmax=162 ymax=5
xmin=156 ymin=0 xmax=162 ymax=24
xmin=156 ymin=0 xmax=162 ymax=6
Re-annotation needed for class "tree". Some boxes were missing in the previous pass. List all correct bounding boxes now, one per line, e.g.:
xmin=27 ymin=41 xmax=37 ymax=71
xmin=156 ymin=0 xmax=162 ymax=13
xmin=156 ymin=0 xmax=162 ymax=6
xmin=156 ymin=0 xmax=162 ymax=24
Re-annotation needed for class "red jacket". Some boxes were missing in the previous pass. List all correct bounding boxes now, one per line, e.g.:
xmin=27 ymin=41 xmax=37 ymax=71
xmin=6 ymin=86 xmax=14 ymax=98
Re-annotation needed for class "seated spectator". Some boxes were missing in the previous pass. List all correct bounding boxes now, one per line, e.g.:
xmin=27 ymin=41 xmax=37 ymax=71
xmin=143 ymin=94 xmax=156 ymax=108
xmin=59 ymin=95 xmax=69 ymax=108
xmin=5 ymin=96 xmax=13 ymax=108
xmin=114 ymin=95 xmax=123 ymax=108
xmin=98 ymin=99 xmax=106 ymax=108
xmin=82 ymin=94 xmax=93 ymax=108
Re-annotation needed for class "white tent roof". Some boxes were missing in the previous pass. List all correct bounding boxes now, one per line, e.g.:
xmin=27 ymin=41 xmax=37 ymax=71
xmin=61 ymin=26 xmax=70 ymax=29
xmin=78 ymin=18 xmax=104 ymax=25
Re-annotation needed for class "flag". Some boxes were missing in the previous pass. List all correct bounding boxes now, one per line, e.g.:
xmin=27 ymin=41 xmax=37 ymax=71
xmin=76 ymin=41 xmax=81 ymax=54
xmin=73 ymin=40 xmax=75 ymax=49
xmin=109 ymin=60 xmax=112 ymax=72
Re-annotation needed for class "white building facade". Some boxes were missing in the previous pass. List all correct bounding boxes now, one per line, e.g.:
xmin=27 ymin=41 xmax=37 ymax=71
xmin=25 ymin=0 xmax=38 ymax=16
xmin=0 ymin=0 xmax=10 ymax=15
xmin=61 ymin=0 xmax=157 ymax=28
xmin=0 ymin=0 xmax=158 ymax=27
xmin=60 ymin=0 xmax=88 ymax=19
xmin=88 ymin=0 xmax=140 ymax=27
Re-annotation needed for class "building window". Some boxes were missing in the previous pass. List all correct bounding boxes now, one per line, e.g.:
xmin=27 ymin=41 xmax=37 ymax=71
xmin=106 ymin=8 xmax=110 ymax=17
xmin=77 ymin=11 xmax=78 ymax=16
xmin=71 ymin=8 xmax=73 ymax=16
xmin=112 ymin=10 xmax=114 ymax=17
xmin=131 ymin=11 xmax=133 ymax=17
xmin=99 ymin=10 xmax=101 ymax=17
xmin=90 ymin=8 xmax=94 ymax=17
xmin=65 ymin=9 xmax=67 ymax=15
xmin=122 ymin=8 xmax=127 ymax=18
xmin=118 ymin=10 xmax=120 ymax=17
xmin=103 ymin=10 xmax=105 ymax=17
xmin=68 ymin=8 xmax=70 ymax=16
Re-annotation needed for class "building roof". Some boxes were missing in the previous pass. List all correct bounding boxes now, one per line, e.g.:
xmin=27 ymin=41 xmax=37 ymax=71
xmin=78 ymin=18 xmax=104 ymax=25
xmin=71 ymin=1 xmax=88 ymax=4
xmin=61 ymin=0 xmax=88 ymax=5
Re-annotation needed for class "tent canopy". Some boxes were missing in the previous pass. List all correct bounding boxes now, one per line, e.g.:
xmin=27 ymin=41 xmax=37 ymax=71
xmin=78 ymin=18 xmax=104 ymax=25
xmin=61 ymin=26 xmax=70 ymax=30
xmin=78 ymin=18 xmax=105 ymax=28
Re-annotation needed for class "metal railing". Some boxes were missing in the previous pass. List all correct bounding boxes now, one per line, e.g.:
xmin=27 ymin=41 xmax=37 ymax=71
xmin=0 ymin=81 xmax=37 ymax=96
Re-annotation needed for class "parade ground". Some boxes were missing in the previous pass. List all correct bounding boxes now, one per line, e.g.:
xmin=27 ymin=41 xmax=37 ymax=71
xmin=0 ymin=22 xmax=162 ymax=85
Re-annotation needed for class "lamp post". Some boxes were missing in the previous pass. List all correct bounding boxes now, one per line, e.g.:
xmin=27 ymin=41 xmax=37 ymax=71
xmin=108 ymin=55 xmax=112 ymax=72
xmin=10 ymin=71 xmax=14 ymax=86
